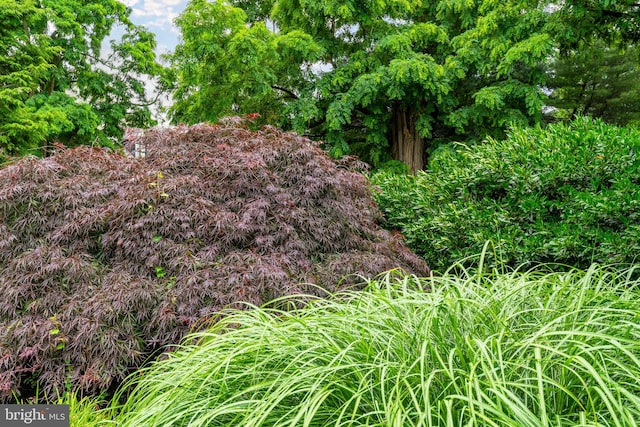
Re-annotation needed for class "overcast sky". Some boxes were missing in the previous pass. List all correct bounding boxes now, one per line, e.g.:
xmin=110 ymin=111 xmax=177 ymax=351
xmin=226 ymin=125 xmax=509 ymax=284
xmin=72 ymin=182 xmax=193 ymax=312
xmin=122 ymin=0 xmax=189 ymax=55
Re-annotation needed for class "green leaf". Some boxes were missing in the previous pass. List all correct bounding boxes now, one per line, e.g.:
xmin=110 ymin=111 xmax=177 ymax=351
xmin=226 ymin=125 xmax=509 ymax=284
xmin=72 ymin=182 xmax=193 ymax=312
xmin=155 ymin=266 xmax=167 ymax=278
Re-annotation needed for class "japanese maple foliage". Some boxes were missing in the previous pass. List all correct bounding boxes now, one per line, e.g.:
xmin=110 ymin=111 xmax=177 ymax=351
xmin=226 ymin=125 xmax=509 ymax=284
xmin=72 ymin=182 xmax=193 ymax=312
xmin=0 ymin=120 xmax=429 ymax=400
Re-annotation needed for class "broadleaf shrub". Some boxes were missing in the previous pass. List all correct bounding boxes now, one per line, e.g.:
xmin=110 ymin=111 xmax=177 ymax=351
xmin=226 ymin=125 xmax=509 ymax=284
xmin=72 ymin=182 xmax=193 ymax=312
xmin=0 ymin=121 xmax=429 ymax=400
xmin=371 ymin=117 xmax=640 ymax=271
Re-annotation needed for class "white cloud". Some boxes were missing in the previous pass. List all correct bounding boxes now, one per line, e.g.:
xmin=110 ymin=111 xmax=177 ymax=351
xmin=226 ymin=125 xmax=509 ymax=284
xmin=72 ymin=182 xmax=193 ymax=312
xmin=128 ymin=0 xmax=186 ymax=49
xmin=140 ymin=15 xmax=180 ymax=31
xmin=131 ymin=0 xmax=183 ymax=18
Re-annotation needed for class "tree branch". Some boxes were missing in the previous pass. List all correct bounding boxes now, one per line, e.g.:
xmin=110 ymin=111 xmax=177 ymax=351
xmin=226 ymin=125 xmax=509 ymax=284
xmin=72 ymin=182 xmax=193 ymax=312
xmin=271 ymin=85 xmax=298 ymax=99
xmin=599 ymin=8 xmax=639 ymax=19
xmin=128 ymin=91 xmax=163 ymax=107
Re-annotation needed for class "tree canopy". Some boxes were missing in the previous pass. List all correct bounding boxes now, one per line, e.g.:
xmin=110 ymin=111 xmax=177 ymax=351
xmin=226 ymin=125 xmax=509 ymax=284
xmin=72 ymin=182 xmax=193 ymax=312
xmin=5 ymin=0 xmax=637 ymax=169
xmin=542 ymin=1 xmax=640 ymax=127
xmin=547 ymin=42 xmax=640 ymax=126
xmin=548 ymin=0 xmax=640 ymax=50
xmin=0 ymin=0 xmax=162 ymax=158
xmin=168 ymin=0 xmax=553 ymax=172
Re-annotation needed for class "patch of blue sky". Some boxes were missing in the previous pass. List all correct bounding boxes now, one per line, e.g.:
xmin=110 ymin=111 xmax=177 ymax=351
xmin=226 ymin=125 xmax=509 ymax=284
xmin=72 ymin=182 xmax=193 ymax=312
xmin=122 ymin=0 xmax=188 ymax=54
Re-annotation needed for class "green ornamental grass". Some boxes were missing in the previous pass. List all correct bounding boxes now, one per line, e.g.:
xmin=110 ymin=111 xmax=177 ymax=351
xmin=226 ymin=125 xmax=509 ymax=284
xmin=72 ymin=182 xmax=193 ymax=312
xmin=56 ymin=391 xmax=110 ymax=427
xmin=112 ymin=264 xmax=640 ymax=426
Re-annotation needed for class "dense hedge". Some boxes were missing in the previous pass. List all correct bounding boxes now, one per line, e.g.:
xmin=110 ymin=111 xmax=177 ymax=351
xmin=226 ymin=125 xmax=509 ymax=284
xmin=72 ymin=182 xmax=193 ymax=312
xmin=0 ymin=121 xmax=429 ymax=400
xmin=371 ymin=117 xmax=640 ymax=271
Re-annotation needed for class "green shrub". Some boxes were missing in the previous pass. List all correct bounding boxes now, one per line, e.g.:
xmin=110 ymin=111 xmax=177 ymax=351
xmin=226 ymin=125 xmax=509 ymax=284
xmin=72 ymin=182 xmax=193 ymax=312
xmin=0 ymin=121 xmax=429 ymax=401
xmin=112 ymin=265 xmax=640 ymax=426
xmin=371 ymin=117 xmax=640 ymax=271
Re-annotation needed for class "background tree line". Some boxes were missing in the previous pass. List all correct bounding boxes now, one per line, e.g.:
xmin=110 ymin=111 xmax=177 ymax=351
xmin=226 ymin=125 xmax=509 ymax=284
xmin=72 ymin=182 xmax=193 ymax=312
xmin=0 ymin=0 xmax=161 ymax=158
xmin=2 ymin=0 xmax=639 ymax=171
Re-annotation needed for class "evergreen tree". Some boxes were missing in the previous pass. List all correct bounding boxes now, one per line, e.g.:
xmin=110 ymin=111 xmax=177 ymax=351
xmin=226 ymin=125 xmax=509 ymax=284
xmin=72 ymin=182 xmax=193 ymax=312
xmin=548 ymin=42 xmax=640 ymax=126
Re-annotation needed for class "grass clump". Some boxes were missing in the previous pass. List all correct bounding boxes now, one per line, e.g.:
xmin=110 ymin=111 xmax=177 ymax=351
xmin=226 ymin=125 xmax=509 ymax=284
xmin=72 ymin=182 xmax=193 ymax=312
xmin=112 ymin=264 xmax=640 ymax=426
xmin=13 ymin=389 xmax=109 ymax=427
xmin=56 ymin=391 xmax=110 ymax=427
xmin=371 ymin=117 xmax=640 ymax=271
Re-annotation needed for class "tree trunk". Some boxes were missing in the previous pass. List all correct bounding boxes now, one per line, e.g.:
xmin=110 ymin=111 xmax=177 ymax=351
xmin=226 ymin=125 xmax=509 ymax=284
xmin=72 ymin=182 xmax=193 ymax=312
xmin=391 ymin=104 xmax=425 ymax=173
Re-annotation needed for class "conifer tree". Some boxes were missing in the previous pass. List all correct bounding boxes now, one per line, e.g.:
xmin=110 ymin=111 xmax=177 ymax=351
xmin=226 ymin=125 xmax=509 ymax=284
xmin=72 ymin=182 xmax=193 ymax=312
xmin=548 ymin=43 xmax=640 ymax=126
